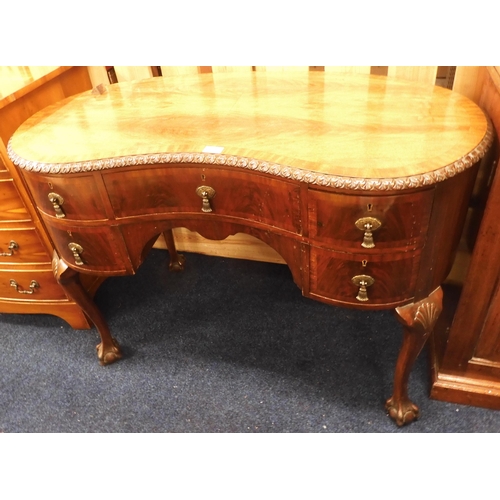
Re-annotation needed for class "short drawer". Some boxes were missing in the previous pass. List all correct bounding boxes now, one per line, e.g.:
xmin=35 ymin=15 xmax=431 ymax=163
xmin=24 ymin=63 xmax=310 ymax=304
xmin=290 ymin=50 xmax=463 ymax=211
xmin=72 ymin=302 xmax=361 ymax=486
xmin=44 ymin=222 xmax=130 ymax=274
xmin=308 ymin=188 xmax=434 ymax=252
xmin=0 ymin=228 xmax=51 ymax=264
xmin=0 ymin=268 xmax=68 ymax=301
xmin=309 ymin=246 xmax=420 ymax=306
xmin=23 ymin=172 xmax=108 ymax=221
xmin=103 ymin=165 xmax=302 ymax=234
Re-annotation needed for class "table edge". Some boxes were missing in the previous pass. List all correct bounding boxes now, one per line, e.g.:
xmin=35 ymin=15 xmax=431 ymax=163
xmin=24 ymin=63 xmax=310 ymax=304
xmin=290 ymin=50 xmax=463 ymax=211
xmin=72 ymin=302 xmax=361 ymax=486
xmin=7 ymin=118 xmax=494 ymax=192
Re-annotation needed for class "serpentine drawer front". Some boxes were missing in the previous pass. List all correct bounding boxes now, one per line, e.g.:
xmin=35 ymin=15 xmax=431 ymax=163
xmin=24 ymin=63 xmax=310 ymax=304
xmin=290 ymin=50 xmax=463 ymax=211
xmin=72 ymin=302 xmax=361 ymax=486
xmin=23 ymin=173 xmax=108 ymax=221
xmin=308 ymin=188 xmax=434 ymax=252
xmin=8 ymin=72 xmax=493 ymax=426
xmin=102 ymin=166 xmax=302 ymax=234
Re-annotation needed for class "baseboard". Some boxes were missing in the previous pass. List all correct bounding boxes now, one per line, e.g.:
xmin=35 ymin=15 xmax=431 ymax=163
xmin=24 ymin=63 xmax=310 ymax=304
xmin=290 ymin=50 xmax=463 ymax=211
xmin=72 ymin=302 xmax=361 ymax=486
xmin=430 ymin=369 xmax=500 ymax=411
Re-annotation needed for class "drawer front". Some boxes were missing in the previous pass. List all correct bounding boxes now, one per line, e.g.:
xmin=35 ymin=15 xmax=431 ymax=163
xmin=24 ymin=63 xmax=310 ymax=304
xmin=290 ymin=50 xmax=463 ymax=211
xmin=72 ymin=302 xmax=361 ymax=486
xmin=0 ymin=179 xmax=31 ymax=222
xmin=103 ymin=165 xmax=302 ymax=234
xmin=309 ymin=246 xmax=420 ymax=306
xmin=308 ymin=188 xmax=434 ymax=252
xmin=23 ymin=172 xmax=108 ymax=221
xmin=0 ymin=228 xmax=51 ymax=264
xmin=44 ymin=222 xmax=130 ymax=274
xmin=0 ymin=268 xmax=68 ymax=301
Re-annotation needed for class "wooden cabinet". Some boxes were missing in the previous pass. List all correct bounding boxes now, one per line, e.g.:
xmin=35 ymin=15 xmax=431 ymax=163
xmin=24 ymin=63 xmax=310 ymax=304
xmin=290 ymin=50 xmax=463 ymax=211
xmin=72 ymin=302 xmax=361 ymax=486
xmin=0 ymin=67 xmax=93 ymax=328
xmin=430 ymin=67 xmax=500 ymax=409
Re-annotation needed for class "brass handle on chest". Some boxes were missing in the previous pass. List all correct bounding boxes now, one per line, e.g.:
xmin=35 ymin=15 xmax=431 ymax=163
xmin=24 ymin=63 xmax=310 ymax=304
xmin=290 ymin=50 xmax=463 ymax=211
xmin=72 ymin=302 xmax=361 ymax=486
xmin=68 ymin=242 xmax=84 ymax=265
xmin=0 ymin=240 xmax=19 ymax=257
xmin=48 ymin=192 xmax=66 ymax=218
xmin=10 ymin=279 xmax=39 ymax=294
xmin=196 ymin=186 xmax=216 ymax=213
xmin=355 ymin=217 xmax=381 ymax=249
xmin=352 ymin=275 xmax=375 ymax=302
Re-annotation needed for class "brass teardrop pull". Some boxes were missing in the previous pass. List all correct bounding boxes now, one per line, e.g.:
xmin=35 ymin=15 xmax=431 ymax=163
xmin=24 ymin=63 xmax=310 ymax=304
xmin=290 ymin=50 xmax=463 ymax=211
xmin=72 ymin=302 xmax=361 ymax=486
xmin=355 ymin=217 xmax=381 ymax=248
xmin=48 ymin=192 xmax=66 ymax=218
xmin=352 ymin=274 xmax=375 ymax=302
xmin=196 ymin=185 xmax=216 ymax=213
xmin=68 ymin=242 xmax=84 ymax=265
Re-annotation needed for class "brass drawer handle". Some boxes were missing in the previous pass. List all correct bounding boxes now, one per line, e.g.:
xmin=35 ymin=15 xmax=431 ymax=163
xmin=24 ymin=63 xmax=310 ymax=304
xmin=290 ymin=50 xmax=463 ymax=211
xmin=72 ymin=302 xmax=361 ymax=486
xmin=10 ymin=279 xmax=39 ymax=294
xmin=68 ymin=242 xmax=84 ymax=265
xmin=48 ymin=192 xmax=66 ymax=218
xmin=355 ymin=217 xmax=381 ymax=248
xmin=196 ymin=185 xmax=216 ymax=213
xmin=352 ymin=274 xmax=375 ymax=302
xmin=0 ymin=240 xmax=19 ymax=257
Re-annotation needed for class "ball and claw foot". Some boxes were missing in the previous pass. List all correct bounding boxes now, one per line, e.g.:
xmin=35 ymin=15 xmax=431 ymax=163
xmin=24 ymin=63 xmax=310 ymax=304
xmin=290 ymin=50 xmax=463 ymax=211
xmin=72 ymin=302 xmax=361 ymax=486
xmin=96 ymin=338 xmax=122 ymax=366
xmin=386 ymin=396 xmax=420 ymax=426
xmin=169 ymin=253 xmax=186 ymax=272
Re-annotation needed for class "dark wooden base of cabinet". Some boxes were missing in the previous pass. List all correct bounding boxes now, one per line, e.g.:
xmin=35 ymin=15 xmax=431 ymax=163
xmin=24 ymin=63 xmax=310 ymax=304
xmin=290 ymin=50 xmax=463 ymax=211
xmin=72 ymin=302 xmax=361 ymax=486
xmin=430 ymin=371 xmax=500 ymax=410
xmin=429 ymin=284 xmax=500 ymax=411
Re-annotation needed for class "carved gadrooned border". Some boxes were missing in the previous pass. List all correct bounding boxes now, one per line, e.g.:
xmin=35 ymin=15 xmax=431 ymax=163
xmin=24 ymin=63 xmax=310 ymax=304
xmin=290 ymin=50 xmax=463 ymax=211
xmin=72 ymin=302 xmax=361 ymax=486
xmin=7 ymin=119 xmax=494 ymax=192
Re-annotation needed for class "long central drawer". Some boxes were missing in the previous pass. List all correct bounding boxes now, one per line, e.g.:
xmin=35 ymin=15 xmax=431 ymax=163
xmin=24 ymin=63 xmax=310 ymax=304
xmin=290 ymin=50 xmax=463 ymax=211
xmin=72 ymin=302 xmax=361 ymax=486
xmin=102 ymin=165 xmax=302 ymax=234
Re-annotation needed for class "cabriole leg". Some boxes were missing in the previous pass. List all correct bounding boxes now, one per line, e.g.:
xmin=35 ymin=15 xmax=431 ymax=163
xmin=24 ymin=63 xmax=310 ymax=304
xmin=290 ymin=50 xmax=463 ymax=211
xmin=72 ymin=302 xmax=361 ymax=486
xmin=52 ymin=252 xmax=122 ymax=366
xmin=163 ymin=229 xmax=185 ymax=271
xmin=387 ymin=286 xmax=443 ymax=426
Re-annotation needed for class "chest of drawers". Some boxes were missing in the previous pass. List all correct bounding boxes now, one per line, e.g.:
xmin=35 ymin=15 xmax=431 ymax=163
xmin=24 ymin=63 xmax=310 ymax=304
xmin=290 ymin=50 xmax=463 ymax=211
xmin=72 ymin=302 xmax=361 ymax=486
xmin=8 ymin=72 xmax=492 ymax=425
xmin=0 ymin=67 xmax=93 ymax=326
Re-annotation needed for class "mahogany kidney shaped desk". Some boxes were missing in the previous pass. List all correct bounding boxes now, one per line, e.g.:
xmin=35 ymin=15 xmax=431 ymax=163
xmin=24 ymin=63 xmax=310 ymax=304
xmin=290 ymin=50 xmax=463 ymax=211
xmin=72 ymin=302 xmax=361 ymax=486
xmin=7 ymin=72 xmax=493 ymax=426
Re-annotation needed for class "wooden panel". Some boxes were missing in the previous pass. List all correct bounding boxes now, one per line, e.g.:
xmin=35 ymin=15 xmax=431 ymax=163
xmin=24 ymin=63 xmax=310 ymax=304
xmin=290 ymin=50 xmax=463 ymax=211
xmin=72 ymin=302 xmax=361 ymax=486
xmin=473 ymin=280 xmax=500 ymax=364
xmin=0 ymin=67 xmax=92 ymax=146
xmin=387 ymin=66 xmax=438 ymax=86
xmin=0 ymin=66 xmax=61 ymax=107
xmin=430 ymin=67 xmax=500 ymax=410
xmin=453 ymin=66 xmax=487 ymax=105
xmin=155 ymin=228 xmax=286 ymax=264
xmin=371 ymin=67 xmax=388 ymax=76
xmin=113 ymin=66 xmax=153 ymax=82
xmin=87 ymin=66 xmax=110 ymax=88
xmin=325 ymin=66 xmax=371 ymax=74
xmin=254 ymin=66 xmax=309 ymax=72
xmin=0 ymin=179 xmax=30 ymax=222
xmin=0 ymin=142 xmax=10 ymax=174
xmin=160 ymin=66 xmax=201 ymax=76
xmin=212 ymin=66 xmax=253 ymax=73
xmin=479 ymin=67 xmax=500 ymax=134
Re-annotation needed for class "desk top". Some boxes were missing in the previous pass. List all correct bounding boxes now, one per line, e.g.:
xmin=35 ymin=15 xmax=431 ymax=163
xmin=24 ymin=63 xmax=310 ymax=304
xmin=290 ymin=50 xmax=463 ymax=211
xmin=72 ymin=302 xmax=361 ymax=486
xmin=8 ymin=72 xmax=493 ymax=191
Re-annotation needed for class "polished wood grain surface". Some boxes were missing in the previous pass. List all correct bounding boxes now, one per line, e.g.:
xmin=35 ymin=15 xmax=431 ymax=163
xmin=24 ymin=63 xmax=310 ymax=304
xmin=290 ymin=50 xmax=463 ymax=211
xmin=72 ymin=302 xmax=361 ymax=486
xmin=9 ymin=72 xmax=489 ymax=183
